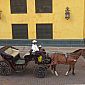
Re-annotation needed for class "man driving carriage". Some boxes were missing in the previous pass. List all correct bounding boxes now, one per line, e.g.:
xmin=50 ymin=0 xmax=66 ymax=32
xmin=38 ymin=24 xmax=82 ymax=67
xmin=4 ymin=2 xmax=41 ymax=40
xmin=30 ymin=40 xmax=46 ymax=54
xmin=30 ymin=40 xmax=46 ymax=64
xmin=31 ymin=40 xmax=39 ymax=54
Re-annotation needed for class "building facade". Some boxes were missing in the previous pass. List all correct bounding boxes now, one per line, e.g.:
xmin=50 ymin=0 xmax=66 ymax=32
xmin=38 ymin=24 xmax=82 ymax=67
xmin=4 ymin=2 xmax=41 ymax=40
xmin=0 ymin=0 xmax=85 ymax=46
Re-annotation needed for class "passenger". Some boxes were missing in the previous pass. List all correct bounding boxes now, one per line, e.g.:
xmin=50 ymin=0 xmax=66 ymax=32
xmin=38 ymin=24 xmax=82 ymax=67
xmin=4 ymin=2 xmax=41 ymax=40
xmin=38 ymin=45 xmax=46 ymax=62
xmin=31 ymin=40 xmax=39 ymax=55
xmin=38 ymin=45 xmax=42 ymax=51
xmin=38 ymin=45 xmax=46 ymax=54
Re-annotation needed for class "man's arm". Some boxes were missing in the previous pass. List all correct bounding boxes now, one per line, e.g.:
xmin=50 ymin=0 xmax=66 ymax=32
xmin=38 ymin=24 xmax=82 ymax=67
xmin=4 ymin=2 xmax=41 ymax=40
xmin=35 ymin=45 xmax=39 ymax=51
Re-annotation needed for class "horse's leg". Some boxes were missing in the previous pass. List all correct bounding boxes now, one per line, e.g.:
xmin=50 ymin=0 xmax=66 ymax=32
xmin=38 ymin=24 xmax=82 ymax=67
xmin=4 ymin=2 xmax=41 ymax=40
xmin=54 ymin=64 xmax=58 ymax=76
xmin=65 ymin=65 xmax=71 ymax=76
xmin=51 ymin=65 xmax=54 ymax=74
xmin=72 ymin=64 xmax=75 ymax=75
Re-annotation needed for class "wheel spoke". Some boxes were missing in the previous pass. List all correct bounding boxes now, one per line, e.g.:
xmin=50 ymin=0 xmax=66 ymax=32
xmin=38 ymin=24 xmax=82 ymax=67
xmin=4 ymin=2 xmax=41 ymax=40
xmin=34 ymin=65 xmax=46 ymax=78
xmin=0 ymin=61 xmax=12 ymax=76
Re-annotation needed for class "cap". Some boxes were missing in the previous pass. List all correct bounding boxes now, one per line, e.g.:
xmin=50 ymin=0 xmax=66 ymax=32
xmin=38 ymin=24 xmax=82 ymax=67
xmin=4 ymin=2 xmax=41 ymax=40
xmin=39 ymin=45 xmax=42 ymax=47
xmin=32 ymin=40 xmax=37 ymax=43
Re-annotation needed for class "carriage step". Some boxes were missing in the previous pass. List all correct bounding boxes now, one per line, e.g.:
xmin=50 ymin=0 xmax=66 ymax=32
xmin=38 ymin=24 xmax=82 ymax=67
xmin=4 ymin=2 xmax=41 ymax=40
xmin=15 ymin=71 xmax=22 ymax=72
xmin=15 ymin=59 xmax=25 ymax=65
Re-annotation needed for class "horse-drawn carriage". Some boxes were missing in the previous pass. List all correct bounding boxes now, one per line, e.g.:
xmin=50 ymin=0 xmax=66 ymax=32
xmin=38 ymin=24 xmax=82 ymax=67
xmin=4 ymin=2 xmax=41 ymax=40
xmin=0 ymin=46 xmax=85 ymax=78
xmin=0 ymin=46 xmax=51 ymax=78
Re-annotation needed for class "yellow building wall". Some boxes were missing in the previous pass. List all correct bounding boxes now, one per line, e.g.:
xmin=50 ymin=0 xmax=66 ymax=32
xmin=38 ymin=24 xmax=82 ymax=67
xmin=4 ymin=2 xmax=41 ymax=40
xmin=84 ymin=0 xmax=85 ymax=38
xmin=53 ymin=0 xmax=84 ymax=39
xmin=84 ymin=25 xmax=85 ymax=38
xmin=0 ymin=0 xmax=12 ymax=39
xmin=0 ymin=0 xmax=84 ymax=39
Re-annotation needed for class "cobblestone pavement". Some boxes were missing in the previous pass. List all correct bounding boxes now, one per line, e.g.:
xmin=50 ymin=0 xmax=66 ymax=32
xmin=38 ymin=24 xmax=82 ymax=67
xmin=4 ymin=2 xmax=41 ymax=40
xmin=0 ymin=46 xmax=85 ymax=85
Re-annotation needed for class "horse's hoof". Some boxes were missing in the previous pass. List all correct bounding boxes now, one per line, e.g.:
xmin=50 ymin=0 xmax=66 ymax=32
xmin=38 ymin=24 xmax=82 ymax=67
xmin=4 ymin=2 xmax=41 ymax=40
xmin=55 ymin=74 xmax=59 ymax=76
xmin=72 ymin=73 xmax=75 ymax=75
xmin=55 ymin=71 xmax=59 ymax=76
xmin=65 ymin=71 xmax=68 ymax=76
xmin=65 ymin=74 xmax=68 ymax=76
xmin=65 ymin=73 xmax=68 ymax=76
xmin=55 ymin=73 xmax=58 ymax=76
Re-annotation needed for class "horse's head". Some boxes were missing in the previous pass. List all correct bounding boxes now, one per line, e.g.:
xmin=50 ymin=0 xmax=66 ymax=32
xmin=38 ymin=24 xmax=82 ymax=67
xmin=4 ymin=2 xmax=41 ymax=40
xmin=81 ymin=49 xmax=85 ymax=57
xmin=72 ymin=49 xmax=83 ymax=56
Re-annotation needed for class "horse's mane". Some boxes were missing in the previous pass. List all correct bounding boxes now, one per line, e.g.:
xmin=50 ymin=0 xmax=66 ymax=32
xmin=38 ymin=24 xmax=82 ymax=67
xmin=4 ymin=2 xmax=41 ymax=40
xmin=72 ymin=49 xmax=82 ymax=53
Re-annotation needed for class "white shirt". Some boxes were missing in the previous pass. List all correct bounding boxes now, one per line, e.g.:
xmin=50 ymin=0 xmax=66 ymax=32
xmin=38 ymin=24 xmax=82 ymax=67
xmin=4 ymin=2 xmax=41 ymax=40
xmin=31 ymin=44 xmax=39 ymax=52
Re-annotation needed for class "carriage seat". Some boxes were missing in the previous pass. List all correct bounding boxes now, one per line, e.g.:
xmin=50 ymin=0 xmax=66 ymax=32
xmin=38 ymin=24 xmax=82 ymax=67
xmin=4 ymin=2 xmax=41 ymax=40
xmin=5 ymin=47 xmax=19 ymax=57
xmin=22 ymin=52 xmax=30 ymax=59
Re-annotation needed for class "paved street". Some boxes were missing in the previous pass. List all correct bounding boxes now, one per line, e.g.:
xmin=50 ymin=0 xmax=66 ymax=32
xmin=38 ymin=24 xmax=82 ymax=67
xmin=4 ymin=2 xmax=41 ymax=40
xmin=0 ymin=46 xmax=85 ymax=85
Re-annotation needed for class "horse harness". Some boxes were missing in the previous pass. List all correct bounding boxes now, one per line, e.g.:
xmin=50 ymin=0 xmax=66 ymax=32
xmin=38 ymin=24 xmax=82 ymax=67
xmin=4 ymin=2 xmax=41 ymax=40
xmin=64 ymin=53 xmax=77 ymax=63
xmin=64 ymin=53 xmax=68 ymax=63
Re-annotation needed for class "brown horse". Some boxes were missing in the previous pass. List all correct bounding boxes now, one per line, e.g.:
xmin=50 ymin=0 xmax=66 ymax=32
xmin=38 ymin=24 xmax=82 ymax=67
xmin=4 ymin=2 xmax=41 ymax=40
xmin=49 ymin=49 xmax=85 ymax=76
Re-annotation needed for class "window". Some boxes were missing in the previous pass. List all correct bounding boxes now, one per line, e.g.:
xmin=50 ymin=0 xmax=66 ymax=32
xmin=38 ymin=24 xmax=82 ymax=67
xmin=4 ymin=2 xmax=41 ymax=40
xmin=10 ymin=0 xmax=27 ymax=13
xmin=35 ymin=0 xmax=52 ymax=13
xmin=36 ymin=24 xmax=53 ymax=39
xmin=12 ymin=24 xmax=28 ymax=39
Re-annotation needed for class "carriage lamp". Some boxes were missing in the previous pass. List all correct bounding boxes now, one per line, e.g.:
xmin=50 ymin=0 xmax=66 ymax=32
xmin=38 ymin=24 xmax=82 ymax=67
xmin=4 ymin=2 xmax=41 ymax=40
xmin=0 ymin=10 xmax=2 ymax=19
xmin=65 ymin=7 xmax=70 ymax=20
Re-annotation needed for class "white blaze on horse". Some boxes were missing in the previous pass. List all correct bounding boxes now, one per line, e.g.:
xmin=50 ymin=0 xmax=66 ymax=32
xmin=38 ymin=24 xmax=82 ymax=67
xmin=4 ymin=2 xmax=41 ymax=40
xmin=49 ymin=49 xmax=85 ymax=76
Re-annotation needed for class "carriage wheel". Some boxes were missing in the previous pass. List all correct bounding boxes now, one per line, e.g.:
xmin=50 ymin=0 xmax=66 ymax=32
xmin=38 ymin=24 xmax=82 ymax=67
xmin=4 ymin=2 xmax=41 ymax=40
xmin=34 ymin=65 xmax=46 ymax=78
xmin=0 ymin=61 xmax=12 ymax=76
